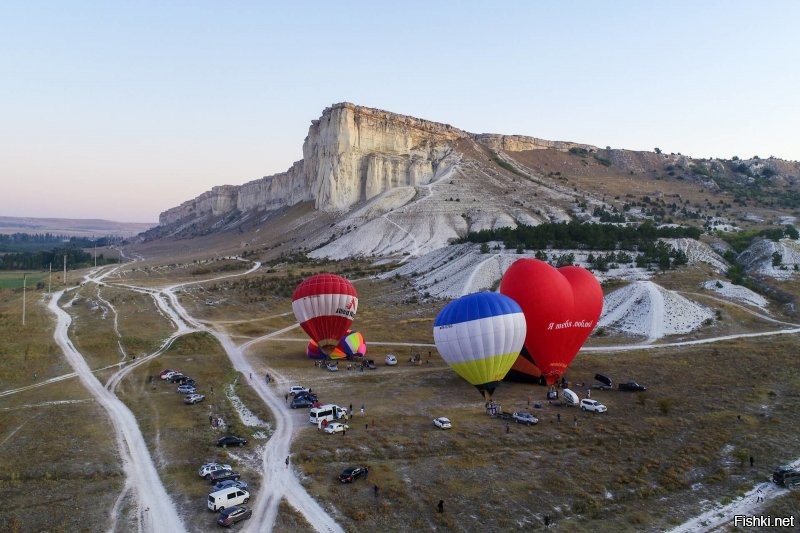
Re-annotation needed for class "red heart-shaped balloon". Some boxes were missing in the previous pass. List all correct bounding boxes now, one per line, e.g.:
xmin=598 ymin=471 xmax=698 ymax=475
xmin=500 ymin=259 xmax=603 ymax=385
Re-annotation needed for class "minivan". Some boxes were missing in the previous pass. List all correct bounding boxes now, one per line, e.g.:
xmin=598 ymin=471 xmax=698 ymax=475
xmin=207 ymin=486 xmax=250 ymax=512
xmin=309 ymin=404 xmax=346 ymax=425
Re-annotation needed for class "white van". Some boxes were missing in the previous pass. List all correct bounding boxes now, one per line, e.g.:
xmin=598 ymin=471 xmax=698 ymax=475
xmin=309 ymin=404 xmax=346 ymax=425
xmin=208 ymin=487 xmax=250 ymax=511
xmin=562 ymin=388 xmax=580 ymax=406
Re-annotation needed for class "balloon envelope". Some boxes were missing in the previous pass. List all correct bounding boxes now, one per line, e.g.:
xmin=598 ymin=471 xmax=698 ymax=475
xmin=500 ymin=259 xmax=603 ymax=385
xmin=292 ymin=273 xmax=358 ymax=353
xmin=433 ymin=292 xmax=527 ymax=398
xmin=306 ymin=330 xmax=366 ymax=360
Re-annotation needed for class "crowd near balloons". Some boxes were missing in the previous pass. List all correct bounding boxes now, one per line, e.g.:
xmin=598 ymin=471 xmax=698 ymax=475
xmin=292 ymin=259 xmax=603 ymax=403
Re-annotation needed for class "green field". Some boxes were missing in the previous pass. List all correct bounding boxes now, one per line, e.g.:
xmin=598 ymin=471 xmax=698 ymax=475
xmin=0 ymin=271 xmax=49 ymax=289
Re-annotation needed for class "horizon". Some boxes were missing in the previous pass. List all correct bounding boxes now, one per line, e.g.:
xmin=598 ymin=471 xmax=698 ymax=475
xmin=2 ymin=1 xmax=798 ymax=223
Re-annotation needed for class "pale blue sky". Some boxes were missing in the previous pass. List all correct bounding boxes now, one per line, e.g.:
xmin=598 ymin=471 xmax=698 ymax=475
xmin=2 ymin=1 xmax=798 ymax=222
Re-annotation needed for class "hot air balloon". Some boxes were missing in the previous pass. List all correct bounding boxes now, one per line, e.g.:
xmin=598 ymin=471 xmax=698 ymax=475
xmin=306 ymin=339 xmax=347 ymax=359
xmin=305 ymin=330 xmax=366 ymax=360
xmin=499 ymin=258 xmax=603 ymax=385
xmin=339 ymin=330 xmax=367 ymax=358
xmin=433 ymin=292 xmax=527 ymax=399
xmin=292 ymin=273 xmax=358 ymax=356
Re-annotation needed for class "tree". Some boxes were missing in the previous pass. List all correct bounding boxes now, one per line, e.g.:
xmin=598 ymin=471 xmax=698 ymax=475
xmin=654 ymin=147 xmax=662 ymax=154
xmin=480 ymin=242 xmax=490 ymax=254
xmin=772 ymin=251 xmax=782 ymax=267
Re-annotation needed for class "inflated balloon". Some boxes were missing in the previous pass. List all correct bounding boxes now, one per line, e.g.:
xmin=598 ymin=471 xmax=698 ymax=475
xmin=504 ymin=346 xmax=545 ymax=384
xmin=305 ymin=330 xmax=366 ymax=360
xmin=500 ymin=259 xmax=603 ymax=385
xmin=292 ymin=273 xmax=358 ymax=354
xmin=433 ymin=292 xmax=527 ymax=399
xmin=339 ymin=330 xmax=367 ymax=358
xmin=306 ymin=338 xmax=346 ymax=359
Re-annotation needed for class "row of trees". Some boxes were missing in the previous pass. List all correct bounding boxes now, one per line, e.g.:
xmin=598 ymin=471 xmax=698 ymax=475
xmin=0 ymin=233 xmax=120 ymax=253
xmin=0 ymin=247 xmax=117 ymax=271
xmin=459 ymin=221 xmax=702 ymax=251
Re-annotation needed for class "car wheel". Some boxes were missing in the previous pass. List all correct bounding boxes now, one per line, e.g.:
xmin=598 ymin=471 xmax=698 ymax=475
xmin=243 ymin=497 xmax=249 ymax=503
xmin=223 ymin=444 xmax=227 ymax=448
xmin=581 ymin=406 xmax=586 ymax=411
xmin=205 ymin=474 xmax=211 ymax=480
xmin=219 ymin=505 xmax=225 ymax=511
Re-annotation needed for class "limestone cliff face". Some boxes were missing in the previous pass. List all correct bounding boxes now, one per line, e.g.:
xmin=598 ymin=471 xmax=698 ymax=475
xmin=474 ymin=133 xmax=595 ymax=153
xmin=159 ymin=185 xmax=238 ymax=226
xmin=304 ymin=102 xmax=467 ymax=211
xmin=158 ymin=102 xmax=615 ymax=227
xmin=159 ymin=102 xmax=470 ymax=225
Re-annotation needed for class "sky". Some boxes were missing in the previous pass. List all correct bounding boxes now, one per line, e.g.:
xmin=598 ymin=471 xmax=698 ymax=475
xmin=2 ymin=1 xmax=798 ymax=223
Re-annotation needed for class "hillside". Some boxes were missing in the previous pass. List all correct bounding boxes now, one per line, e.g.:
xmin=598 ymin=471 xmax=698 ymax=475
xmin=141 ymin=103 xmax=799 ymax=270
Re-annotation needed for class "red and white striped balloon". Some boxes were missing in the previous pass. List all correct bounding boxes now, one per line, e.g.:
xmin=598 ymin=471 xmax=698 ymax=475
xmin=292 ymin=273 xmax=358 ymax=352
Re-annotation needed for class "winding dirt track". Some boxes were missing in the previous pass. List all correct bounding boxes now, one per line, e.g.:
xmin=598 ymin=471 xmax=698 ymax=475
xmin=29 ymin=259 xmax=800 ymax=532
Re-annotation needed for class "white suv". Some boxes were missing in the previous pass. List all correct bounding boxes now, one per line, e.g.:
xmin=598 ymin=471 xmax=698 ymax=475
xmin=580 ymin=399 xmax=607 ymax=413
xmin=288 ymin=386 xmax=309 ymax=396
xmin=199 ymin=462 xmax=233 ymax=479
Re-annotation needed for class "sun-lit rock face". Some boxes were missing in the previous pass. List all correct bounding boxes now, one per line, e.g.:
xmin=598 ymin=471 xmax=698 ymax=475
xmin=159 ymin=185 xmax=238 ymax=226
xmin=303 ymin=102 xmax=467 ymax=211
xmin=158 ymin=103 xmax=468 ymax=224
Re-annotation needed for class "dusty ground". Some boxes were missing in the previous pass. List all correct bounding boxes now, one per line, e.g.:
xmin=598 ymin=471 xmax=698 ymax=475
xmin=2 ymin=258 xmax=800 ymax=532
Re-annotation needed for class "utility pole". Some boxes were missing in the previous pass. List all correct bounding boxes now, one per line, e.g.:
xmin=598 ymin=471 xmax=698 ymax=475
xmin=22 ymin=273 xmax=27 ymax=326
xmin=63 ymin=254 xmax=67 ymax=286
xmin=48 ymin=263 xmax=52 ymax=294
xmin=94 ymin=239 xmax=97 ymax=268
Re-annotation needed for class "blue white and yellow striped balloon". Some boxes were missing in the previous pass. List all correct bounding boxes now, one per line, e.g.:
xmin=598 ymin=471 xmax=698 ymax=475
xmin=433 ymin=292 xmax=527 ymax=399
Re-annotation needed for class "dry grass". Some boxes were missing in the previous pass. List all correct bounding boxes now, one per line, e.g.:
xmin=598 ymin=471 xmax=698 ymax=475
xmin=3 ymin=259 xmax=800 ymax=531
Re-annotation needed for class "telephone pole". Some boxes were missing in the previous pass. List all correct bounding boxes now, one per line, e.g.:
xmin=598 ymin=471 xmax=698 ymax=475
xmin=22 ymin=273 xmax=27 ymax=326
xmin=63 ymin=254 xmax=67 ymax=286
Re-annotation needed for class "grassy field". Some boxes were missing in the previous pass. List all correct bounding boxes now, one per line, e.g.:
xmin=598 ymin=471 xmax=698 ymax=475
xmin=2 ymin=258 xmax=800 ymax=532
xmin=0 ymin=271 xmax=49 ymax=289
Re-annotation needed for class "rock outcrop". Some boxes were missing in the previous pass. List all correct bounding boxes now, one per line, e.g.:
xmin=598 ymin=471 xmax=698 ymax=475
xmin=159 ymin=103 xmax=470 ymax=225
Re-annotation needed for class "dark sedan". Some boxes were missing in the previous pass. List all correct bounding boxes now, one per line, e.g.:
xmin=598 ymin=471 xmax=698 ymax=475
xmin=217 ymin=505 xmax=252 ymax=527
xmin=339 ymin=466 xmax=369 ymax=483
xmin=216 ymin=435 xmax=247 ymax=447
xmin=208 ymin=469 xmax=241 ymax=484
xmin=618 ymin=381 xmax=647 ymax=392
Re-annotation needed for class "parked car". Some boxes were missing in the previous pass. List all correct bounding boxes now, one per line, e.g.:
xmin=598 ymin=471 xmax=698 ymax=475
xmin=294 ymin=390 xmax=318 ymax=402
xmin=580 ymin=399 xmax=608 ymax=413
xmin=324 ymin=422 xmax=349 ymax=434
xmin=216 ymin=435 xmax=247 ymax=447
xmin=288 ymin=386 xmax=309 ymax=396
xmin=208 ymin=488 xmax=249 ymax=512
xmin=208 ymin=469 xmax=241 ymax=484
xmin=339 ymin=466 xmax=369 ymax=483
xmin=217 ymin=505 xmax=253 ymax=527
xmin=168 ymin=373 xmax=187 ymax=383
xmin=174 ymin=376 xmax=196 ymax=386
xmin=291 ymin=395 xmax=314 ymax=409
xmin=433 ymin=417 xmax=452 ymax=429
xmin=385 ymin=354 xmax=398 ymax=366
xmin=211 ymin=479 xmax=248 ymax=492
xmin=184 ymin=393 xmax=205 ymax=404
xmin=199 ymin=462 xmax=232 ymax=479
xmin=177 ymin=384 xmax=197 ymax=394
xmin=593 ymin=373 xmax=613 ymax=390
xmin=159 ymin=369 xmax=176 ymax=378
xmin=161 ymin=370 xmax=179 ymax=380
xmin=325 ymin=362 xmax=339 ymax=372
xmin=772 ymin=466 xmax=800 ymax=489
xmin=618 ymin=381 xmax=647 ymax=392
xmin=365 ymin=359 xmax=376 ymax=369
xmin=512 ymin=412 xmax=539 ymax=426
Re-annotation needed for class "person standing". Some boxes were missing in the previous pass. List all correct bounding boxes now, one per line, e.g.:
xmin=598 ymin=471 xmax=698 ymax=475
xmin=285 ymin=455 xmax=290 ymax=468
xmin=437 ymin=500 xmax=444 ymax=513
